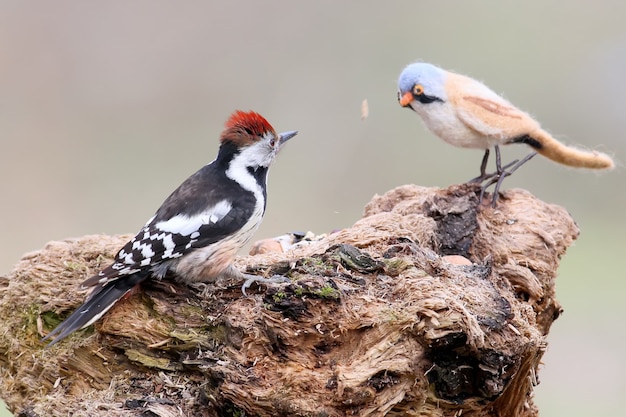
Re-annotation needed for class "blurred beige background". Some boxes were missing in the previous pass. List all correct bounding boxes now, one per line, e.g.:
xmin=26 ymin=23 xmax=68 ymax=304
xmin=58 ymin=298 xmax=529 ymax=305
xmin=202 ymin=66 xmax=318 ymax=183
xmin=1 ymin=1 xmax=624 ymax=416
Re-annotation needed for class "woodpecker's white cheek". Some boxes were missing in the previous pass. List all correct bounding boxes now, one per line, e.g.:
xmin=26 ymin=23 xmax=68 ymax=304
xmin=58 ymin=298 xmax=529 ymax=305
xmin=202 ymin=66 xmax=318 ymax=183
xmin=244 ymin=140 xmax=277 ymax=167
xmin=226 ymin=146 xmax=272 ymax=196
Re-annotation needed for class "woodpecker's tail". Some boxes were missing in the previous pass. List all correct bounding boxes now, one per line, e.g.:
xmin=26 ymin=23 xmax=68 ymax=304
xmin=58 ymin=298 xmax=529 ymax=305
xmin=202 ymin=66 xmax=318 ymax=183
xmin=510 ymin=131 xmax=614 ymax=169
xmin=42 ymin=271 xmax=150 ymax=347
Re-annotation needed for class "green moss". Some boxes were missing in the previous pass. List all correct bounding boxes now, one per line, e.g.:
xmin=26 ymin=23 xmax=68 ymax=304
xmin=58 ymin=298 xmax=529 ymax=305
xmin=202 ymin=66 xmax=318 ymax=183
xmin=18 ymin=303 xmax=47 ymax=343
xmin=299 ymin=257 xmax=333 ymax=275
xmin=36 ymin=304 xmax=100 ymax=346
xmin=21 ymin=303 xmax=40 ymax=329
xmin=176 ymin=303 xmax=205 ymax=321
xmin=125 ymin=349 xmax=177 ymax=370
xmin=383 ymin=258 xmax=414 ymax=276
xmin=314 ymin=285 xmax=339 ymax=300
xmin=64 ymin=261 xmax=85 ymax=271
xmin=39 ymin=310 xmax=63 ymax=330
xmin=301 ymin=257 xmax=325 ymax=267
xmin=272 ymin=291 xmax=287 ymax=303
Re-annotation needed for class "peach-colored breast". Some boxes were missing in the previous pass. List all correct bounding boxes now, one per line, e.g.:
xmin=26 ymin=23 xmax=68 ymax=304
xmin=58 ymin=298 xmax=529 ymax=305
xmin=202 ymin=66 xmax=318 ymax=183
xmin=173 ymin=238 xmax=242 ymax=283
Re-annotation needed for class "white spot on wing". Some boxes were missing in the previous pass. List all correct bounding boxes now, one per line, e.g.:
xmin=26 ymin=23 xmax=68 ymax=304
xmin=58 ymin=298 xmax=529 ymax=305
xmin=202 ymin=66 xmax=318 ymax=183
xmin=155 ymin=200 xmax=232 ymax=236
xmin=142 ymin=246 xmax=154 ymax=258
xmin=210 ymin=200 xmax=232 ymax=223
xmin=118 ymin=249 xmax=134 ymax=264
xmin=131 ymin=241 xmax=155 ymax=259
xmin=162 ymin=234 xmax=177 ymax=257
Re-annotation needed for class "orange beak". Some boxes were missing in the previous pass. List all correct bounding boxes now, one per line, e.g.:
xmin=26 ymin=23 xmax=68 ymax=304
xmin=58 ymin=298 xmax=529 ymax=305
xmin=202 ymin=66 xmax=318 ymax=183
xmin=399 ymin=91 xmax=414 ymax=107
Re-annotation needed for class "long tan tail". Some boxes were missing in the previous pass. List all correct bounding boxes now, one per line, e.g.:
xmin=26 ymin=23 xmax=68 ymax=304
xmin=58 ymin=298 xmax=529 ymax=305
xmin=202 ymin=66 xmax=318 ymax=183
xmin=510 ymin=130 xmax=614 ymax=169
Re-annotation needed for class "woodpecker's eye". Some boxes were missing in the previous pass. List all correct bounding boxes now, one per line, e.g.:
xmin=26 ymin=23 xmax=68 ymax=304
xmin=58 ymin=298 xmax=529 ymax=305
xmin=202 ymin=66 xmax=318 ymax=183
xmin=269 ymin=137 xmax=276 ymax=147
xmin=412 ymin=84 xmax=424 ymax=96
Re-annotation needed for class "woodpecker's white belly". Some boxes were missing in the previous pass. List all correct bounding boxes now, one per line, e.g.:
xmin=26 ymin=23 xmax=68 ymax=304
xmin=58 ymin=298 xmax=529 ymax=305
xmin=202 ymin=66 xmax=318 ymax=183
xmin=169 ymin=205 xmax=264 ymax=283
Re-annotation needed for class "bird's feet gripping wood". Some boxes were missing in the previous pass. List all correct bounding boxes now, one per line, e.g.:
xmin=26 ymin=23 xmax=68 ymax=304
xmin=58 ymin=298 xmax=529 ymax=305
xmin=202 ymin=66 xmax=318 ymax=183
xmin=217 ymin=263 xmax=291 ymax=296
xmin=471 ymin=145 xmax=537 ymax=207
xmin=241 ymin=274 xmax=291 ymax=296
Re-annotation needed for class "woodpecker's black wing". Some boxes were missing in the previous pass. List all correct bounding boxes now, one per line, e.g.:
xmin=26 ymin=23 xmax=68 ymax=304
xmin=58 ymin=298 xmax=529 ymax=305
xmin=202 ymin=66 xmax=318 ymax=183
xmin=44 ymin=164 xmax=258 ymax=346
xmin=81 ymin=163 xmax=259 ymax=289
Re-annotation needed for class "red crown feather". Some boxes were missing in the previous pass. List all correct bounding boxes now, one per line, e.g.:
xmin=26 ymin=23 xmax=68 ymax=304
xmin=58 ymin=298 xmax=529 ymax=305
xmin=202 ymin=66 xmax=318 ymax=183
xmin=221 ymin=110 xmax=275 ymax=146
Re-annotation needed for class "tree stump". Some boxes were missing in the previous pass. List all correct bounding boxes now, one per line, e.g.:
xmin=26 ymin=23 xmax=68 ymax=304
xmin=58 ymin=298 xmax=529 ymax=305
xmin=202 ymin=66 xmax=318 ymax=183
xmin=0 ymin=184 xmax=579 ymax=417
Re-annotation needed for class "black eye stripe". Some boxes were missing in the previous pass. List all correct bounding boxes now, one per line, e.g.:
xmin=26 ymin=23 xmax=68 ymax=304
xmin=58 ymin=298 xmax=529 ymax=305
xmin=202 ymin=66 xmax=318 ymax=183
xmin=416 ymin=94 xmax=443 ymax=104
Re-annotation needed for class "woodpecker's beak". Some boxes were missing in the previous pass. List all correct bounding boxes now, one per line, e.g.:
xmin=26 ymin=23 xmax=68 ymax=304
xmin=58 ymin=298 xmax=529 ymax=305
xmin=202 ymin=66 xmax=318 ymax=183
xmin=278 ymin=130 xmax=298 ymax=145
xmin=399 ymin=91 xmax=414 ymax=107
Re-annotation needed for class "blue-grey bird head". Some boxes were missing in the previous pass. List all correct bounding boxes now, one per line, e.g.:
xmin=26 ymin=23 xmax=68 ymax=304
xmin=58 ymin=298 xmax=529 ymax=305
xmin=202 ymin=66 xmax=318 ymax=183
xmin=398 ymin=62 xmax=447 ymax=108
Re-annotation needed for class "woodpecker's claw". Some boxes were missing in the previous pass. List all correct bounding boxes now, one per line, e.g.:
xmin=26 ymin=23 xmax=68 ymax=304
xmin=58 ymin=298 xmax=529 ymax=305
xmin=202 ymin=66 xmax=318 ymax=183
xmin=241 ymin=274 xmax=291 ymax=296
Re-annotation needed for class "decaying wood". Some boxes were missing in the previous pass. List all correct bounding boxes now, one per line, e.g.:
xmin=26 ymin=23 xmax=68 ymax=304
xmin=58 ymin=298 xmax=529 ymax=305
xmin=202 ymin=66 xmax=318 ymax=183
xmin=0 ymin=184 xmax=579 ymax=417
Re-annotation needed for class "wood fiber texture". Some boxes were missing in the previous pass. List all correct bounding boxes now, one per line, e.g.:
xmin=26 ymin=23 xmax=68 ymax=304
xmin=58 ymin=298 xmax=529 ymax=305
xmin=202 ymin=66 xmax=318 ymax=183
xmin=0 ymin=184 xmax=579 ymax=417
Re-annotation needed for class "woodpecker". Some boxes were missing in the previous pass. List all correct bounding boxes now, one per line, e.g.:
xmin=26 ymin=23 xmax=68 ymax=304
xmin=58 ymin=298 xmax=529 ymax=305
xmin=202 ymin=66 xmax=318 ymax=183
xmin=398 ymin=62 xmax=614 ymax=205
xmin=42 ymin=110 xmax=297 ymax=346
